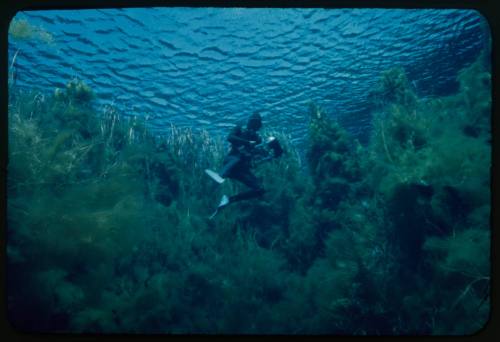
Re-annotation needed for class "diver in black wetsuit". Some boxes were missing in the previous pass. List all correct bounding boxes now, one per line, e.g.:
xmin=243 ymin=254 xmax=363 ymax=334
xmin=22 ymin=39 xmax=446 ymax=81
xmin=205 ymin=112 xmax=266 ymax=218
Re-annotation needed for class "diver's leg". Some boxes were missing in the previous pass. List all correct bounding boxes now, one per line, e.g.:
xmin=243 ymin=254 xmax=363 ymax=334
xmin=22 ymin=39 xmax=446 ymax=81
xmin=219 ymin=155 xmax=240 ymax=178
xmin=205 ymin=155 xmax=240 ymax=184
xmin=209 ymin=170 xmax=263 ymax=219
xmin=229 ymin=171 xmax=265 ymax=203
xmin=208 ymin=156 xmax=241 ymax=217
xmin=229 ymin=188 xmax=265 ymax=202
xmin=209 ymin=193 xmax=230 ymax=219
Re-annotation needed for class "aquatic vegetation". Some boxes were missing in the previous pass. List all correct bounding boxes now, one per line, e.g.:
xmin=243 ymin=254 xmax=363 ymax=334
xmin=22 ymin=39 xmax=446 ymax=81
xmin=7 ymin=77 xmax=303 ymax=333
xmin=368 ymin=67 xmax=418 ymax=110
xmin=359 ymin=52 xmax=491 ymax=333
xmin=9 ymin=17 xmax=54 ymax=44
xmin=7 ymin=46 xmax=490 ymax=334
xmin=54 ymin=79 xmax=95 ymax=104
xmin=280 ymin=198 xmax=318 ymax=273
xmin=423 ymin=227 xmax=490 ymax=334
xmin=307 ymin=103 xmax=363 ymax=208
xmin=455 ymin=50 xmax=491 ymax=138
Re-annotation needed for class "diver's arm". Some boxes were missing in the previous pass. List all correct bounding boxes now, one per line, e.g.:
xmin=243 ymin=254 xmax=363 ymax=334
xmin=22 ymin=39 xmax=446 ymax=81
xmin=229 ymin=135 xmax=253 ymax=145
xmin=255 ymin=134 xmax=263 ymax=145
xmin=227 ymin=126 xmax=254 ymax=146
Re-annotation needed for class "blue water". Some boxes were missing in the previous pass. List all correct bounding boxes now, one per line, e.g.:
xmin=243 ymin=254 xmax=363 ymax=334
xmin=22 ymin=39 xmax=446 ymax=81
xmin=8 ymin=8 xmax=489 ymax=145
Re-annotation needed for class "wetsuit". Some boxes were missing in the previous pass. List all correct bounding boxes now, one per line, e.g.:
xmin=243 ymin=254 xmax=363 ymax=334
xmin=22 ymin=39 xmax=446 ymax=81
xmin=219 ymin=124 xmax=265 ymax=203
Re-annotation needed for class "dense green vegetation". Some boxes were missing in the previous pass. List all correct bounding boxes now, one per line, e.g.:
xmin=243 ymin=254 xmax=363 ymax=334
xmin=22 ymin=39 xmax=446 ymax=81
xmin=7 ymin=51 xmax=490 ymax=334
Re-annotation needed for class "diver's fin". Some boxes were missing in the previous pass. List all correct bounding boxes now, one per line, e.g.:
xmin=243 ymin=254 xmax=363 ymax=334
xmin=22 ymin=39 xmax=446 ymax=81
xmin=205 ymin=169 xmax=225 ymax=184
xmin=218 ymin=194 xmax=230 ymax=207
xmin=208 ymin=195 xmax=230 ymax=220
xmin=209 ymin=209 xmax=219 ymax=220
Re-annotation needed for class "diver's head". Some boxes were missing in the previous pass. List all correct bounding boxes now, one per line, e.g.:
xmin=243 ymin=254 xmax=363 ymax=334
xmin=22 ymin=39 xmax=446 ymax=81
xmin=247 ymin=112 xmax=262 ymax=131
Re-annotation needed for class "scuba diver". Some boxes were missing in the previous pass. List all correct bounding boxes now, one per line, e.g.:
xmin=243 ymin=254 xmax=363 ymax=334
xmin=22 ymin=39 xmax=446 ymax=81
xmin=205 ymin=112 xmax=283 ymax=219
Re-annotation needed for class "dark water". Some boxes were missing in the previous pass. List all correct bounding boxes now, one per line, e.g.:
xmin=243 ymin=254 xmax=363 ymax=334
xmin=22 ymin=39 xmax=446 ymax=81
xmin=7 ymin=7 xmax=491 ymax=335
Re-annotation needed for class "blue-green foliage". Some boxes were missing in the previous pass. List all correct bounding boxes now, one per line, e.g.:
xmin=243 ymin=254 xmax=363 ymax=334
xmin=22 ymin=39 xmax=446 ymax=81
xmin=7 ymin=49 xmax=490 ymax=334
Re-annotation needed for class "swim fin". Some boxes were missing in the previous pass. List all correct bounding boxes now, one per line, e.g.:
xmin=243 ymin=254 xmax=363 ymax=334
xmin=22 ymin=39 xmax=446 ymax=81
xmin=205 ymin=169 xmax=225 ymax=184
xmin=209 ymin=209 xmax=219 ymax=220
xmin=208 ymin=195 xmax=230 ymax=220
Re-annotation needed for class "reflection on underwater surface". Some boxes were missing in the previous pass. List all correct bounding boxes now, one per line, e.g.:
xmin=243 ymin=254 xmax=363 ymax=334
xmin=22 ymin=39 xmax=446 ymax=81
xmin=8 ymin=8 xmax=488 ymax=144
xmin=6 ymin=8 xmax=491 ymax=335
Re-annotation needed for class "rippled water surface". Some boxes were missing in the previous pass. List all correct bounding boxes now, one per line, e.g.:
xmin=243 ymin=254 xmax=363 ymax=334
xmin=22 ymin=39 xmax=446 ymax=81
xmin=8 ymin=8 xmax=488 ymax=145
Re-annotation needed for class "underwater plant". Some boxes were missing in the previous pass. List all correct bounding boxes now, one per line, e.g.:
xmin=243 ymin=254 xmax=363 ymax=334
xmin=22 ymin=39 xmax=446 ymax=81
xmin=307 ymin=103 xmax=363 ymax=208
xmin=360 ymin=52 xmax=490 ymax=334
xmin=9 ymin=17 xmax=54 ymax=44
xmin=368 ymin=66 xmax=418 ymax=110
xmin=6 ymin=42 xmax=491 ymax=334
xmin=7 ymin=77 xmax=306 ymax=333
